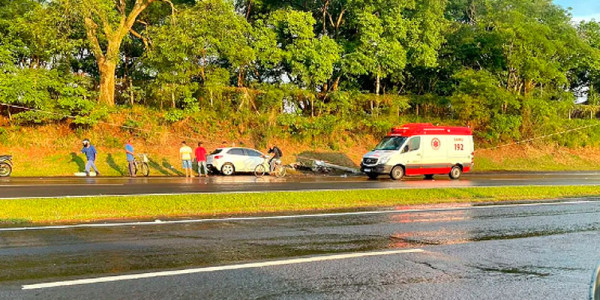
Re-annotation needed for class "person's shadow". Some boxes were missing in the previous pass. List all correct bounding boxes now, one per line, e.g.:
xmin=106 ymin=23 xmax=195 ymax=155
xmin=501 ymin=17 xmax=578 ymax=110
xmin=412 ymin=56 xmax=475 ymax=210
xmin=106 ymin=154 xmax=125 ymax=176
xmin=70 ymin=153 xmax=85 ymax=173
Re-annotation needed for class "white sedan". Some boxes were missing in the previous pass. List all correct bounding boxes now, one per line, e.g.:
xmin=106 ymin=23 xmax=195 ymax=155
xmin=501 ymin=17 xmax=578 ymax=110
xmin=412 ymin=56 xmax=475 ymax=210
xmin=207 ymin=147 xmax=267 ymax=176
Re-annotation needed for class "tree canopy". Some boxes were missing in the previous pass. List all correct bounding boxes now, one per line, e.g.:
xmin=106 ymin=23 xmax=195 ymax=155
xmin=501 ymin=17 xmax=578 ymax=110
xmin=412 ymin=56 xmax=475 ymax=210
xmin=2 ymin=0 xmax=600 ymax=143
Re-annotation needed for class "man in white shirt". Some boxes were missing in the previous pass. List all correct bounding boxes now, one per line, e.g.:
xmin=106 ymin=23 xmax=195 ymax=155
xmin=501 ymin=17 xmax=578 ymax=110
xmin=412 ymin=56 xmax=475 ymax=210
xmin=179 ymin=141 xmax=194 ymax=178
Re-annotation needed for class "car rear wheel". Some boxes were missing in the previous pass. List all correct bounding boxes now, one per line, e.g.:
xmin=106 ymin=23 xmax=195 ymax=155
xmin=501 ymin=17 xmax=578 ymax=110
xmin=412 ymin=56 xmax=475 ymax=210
xmin=390 ymin=166 xmax=404 ymax=180
xmin=221 ymin=163 xmax=235 ymax=176
xmin=366 ymin=172 xmax=379 ymax=180
xmin=449 ymin=165 xmax=462 ymax=180
xmin=0 ymin=162 xmax=11 ymax=177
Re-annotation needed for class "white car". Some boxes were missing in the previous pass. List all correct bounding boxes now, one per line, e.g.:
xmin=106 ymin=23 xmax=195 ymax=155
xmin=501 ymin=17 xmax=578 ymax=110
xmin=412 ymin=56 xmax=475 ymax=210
xmin=207 ymin=147 xmax=267 ymax=176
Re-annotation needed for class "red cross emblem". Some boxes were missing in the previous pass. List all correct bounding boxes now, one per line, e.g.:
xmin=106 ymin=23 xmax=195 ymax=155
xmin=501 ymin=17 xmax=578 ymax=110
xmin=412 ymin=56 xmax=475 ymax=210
xmin=431 ymin=138 xmax=441 ymax=150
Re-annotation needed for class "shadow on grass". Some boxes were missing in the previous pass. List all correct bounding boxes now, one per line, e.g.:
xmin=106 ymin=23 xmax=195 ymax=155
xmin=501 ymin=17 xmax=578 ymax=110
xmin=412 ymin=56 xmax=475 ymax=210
xmin=162 ymin=159 xmax=184 ymax=176
xmin=106 ymin=154 xmax=125 ymax=176
xmin=296 ymin=151 xmax=358 ymax=168
xmin=70 ymin=152 xmax=85 ymax=172
xmin=148 ymin=158 xmax=172 ymax=176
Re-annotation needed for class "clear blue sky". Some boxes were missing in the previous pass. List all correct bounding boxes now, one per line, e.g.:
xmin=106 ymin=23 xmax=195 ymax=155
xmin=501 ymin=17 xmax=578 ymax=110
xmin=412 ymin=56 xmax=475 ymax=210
xmin=554 ymin=0 xmax=600 ymax=21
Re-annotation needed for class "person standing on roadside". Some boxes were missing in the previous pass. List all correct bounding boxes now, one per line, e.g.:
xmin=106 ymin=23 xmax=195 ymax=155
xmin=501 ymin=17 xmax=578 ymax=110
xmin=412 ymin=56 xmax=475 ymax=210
xmin=195 ymin=142 xmax=209 ymax=177
xmin=125 ymin=140 xmax=135 ymax=177
xmin=82 ymin=139 xmax=100 ymax=177
xmin=180 ymin=141 xmax=194 ymax=177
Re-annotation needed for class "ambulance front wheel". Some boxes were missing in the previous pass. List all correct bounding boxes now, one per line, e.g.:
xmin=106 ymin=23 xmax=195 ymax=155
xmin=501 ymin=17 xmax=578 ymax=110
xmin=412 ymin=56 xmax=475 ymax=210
xmin=390 ymin=166 xmax=404 ymax=180
xmin=449 ymin=165 xmax=462 ymax=180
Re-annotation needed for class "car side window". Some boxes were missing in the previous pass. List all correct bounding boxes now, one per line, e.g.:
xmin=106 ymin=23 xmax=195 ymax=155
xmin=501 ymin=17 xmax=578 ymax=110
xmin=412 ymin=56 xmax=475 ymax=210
xmin=228 ymin=148 xmax=244 ymax=156
xmin=408 ymin=137 xmax=421 ymax=152
xmin=245 ymin=150 xmax=262 ymax=157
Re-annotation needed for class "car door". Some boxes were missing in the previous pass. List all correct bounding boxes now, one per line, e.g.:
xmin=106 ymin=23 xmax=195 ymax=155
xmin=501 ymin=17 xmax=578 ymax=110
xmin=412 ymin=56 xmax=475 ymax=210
xmin=403 ymin=136 xmax=424 ymax=175
xmin=244 ymin=149 xmax=265 ymax=171
xmin=227 ymin=148 xmax=247 ymax=171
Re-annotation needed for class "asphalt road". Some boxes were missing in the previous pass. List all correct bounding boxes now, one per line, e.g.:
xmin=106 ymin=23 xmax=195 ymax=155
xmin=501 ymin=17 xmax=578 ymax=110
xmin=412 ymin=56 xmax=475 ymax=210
xmin=0 ymin=199 xmax=599 ymax=299
xmin=2 ymin=171 xmax=600 ymax=198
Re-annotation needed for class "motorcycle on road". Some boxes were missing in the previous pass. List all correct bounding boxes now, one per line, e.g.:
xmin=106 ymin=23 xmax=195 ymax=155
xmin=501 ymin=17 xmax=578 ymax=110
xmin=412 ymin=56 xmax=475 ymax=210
xmin=0 ymin=155 xmax=13 ymax=177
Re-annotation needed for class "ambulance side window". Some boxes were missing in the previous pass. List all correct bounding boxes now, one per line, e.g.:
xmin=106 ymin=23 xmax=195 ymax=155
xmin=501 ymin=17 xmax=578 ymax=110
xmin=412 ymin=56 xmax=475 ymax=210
xmin=408 ymin=137 xmax=421 ymax=152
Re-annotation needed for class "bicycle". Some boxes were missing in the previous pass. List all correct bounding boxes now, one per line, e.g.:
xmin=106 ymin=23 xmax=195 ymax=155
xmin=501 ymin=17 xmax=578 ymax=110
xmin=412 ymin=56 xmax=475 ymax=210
xmin=254 ymin=156 xmax=286 ymax=178
xmin=0 ymin=155 xmax=13 ymax=177
xmin=132 ymin=154 xmax=150 ymax=177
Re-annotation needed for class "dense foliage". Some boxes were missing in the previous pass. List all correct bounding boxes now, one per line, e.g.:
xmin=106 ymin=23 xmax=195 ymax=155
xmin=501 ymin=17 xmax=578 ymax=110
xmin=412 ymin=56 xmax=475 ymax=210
xmin=1 ymin=0 xmax=600 ymax=145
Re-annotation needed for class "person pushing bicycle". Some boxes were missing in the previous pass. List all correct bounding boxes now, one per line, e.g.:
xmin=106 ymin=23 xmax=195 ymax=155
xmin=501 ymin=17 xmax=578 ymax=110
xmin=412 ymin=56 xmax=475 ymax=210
xmin=125 ymin=140 xmax=135 ymax=177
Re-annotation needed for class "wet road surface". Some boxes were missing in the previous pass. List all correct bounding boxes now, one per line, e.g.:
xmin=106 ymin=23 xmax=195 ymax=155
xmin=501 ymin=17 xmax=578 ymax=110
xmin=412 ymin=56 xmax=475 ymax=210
xmin=2 ymin=171 xmax=600 ymax=198
xmin=0 ymin=199 xmax=599 ymax=299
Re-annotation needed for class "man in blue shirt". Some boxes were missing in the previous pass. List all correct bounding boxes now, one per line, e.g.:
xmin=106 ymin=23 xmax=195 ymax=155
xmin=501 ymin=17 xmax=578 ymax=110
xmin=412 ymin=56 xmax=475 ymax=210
xmin=125 ymin=141 xmax=135 ymax=177
xmin=81 ymin=139 xmax=100 ymax=176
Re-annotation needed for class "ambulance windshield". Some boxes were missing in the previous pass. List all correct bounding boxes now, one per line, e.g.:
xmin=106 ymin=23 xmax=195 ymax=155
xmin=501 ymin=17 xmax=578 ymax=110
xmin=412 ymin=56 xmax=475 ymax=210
xmin=374 ymin=136 xmax=407 ymax=151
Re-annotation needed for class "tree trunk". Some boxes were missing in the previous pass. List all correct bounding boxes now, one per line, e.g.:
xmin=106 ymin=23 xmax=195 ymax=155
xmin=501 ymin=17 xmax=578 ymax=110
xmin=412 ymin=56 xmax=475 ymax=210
xmin=129 ymin=77 xmax=135 ymax=106
xmin=375 ymin=71 xmax=381 ymax=96
xmin=98 ymin=61 xmax=117 ymax=106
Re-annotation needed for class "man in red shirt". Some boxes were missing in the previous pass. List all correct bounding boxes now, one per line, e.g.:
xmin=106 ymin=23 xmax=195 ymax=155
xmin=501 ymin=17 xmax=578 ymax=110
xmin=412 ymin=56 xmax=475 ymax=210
xmin=195 ymin=142 xmax=209 ymax=177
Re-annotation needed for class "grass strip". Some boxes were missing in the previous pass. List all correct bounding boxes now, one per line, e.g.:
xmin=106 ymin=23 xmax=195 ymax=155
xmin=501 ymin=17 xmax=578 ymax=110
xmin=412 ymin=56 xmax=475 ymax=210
xmin=2 ymin=185 xmax=600 ymax=224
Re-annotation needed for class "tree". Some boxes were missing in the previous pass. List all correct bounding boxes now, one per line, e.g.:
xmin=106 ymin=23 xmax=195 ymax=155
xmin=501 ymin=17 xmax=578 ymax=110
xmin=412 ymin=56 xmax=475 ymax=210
xmin=145 ymin=0 xmax=253 ymax=108
xmin=66 ymin=0 xmax=175 ymax=106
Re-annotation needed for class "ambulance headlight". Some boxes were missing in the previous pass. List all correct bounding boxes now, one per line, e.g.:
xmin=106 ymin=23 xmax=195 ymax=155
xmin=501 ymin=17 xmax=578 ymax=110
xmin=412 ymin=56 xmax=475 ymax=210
xmin=379 ymin=156 xmax=391 ymax=164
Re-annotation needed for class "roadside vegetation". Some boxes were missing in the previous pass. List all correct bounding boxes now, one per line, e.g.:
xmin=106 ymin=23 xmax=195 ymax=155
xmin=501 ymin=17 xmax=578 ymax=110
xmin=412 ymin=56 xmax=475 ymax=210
xmin=1 ymin=186 xmax=599 ymax=224
xmin=2 ymin=0 xmax=600 ymax=174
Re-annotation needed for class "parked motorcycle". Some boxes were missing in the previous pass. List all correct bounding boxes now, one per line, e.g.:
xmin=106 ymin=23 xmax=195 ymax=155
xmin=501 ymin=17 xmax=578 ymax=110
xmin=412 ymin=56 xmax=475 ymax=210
xmin=0 ymin=155 xmax=13 ymax=177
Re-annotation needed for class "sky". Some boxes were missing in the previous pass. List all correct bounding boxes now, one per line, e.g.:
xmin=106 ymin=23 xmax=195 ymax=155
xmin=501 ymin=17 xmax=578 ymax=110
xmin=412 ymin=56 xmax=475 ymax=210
xmin=554 ymin=0 xmax=600 ymax=22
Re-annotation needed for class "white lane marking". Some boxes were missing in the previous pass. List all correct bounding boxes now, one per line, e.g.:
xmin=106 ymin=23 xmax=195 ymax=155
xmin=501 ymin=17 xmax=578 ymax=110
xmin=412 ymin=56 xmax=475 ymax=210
xmin=1 ymin=199 xmax=597 ymax=232
xmin=21 ymin=249 xmax=425 ymax=290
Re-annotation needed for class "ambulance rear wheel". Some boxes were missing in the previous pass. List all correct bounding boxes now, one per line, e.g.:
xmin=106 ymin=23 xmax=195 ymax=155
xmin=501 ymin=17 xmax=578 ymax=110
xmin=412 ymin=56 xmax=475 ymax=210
xmin=424 ymin=174 xmax=434 ymax=180
xmin=390 ymin=166 xmax=404 ymax=180
xmin=366 ymin=173 xmax=379 ymax=180
xmin=449 ymin=165 xmax=462 ymax=180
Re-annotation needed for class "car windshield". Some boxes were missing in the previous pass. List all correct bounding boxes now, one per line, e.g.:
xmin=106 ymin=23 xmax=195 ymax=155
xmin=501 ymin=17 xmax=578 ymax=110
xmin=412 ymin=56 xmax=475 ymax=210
xmin=374 ymin=136 xmax=407 ymax=151
xmin=211 ymin=149 xmax=223 ymax=155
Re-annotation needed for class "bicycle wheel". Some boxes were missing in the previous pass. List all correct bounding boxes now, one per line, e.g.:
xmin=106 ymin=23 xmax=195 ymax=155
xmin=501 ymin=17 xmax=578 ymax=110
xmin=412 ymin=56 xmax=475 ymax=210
xmin=274 ymin=165 xmax=286 ymax=178
xmin=254 ymin=164 xmax=266 ymax=178
xmin=141 ymin=162 xmax=150 ymax=177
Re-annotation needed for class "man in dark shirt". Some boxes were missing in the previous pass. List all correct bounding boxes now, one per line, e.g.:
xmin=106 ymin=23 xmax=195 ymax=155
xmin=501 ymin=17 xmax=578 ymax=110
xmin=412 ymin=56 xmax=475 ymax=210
xmin=81 ymin=139 xmax=100 ymax=176
xmin=267 ymin=143 xmax=283 ymax=172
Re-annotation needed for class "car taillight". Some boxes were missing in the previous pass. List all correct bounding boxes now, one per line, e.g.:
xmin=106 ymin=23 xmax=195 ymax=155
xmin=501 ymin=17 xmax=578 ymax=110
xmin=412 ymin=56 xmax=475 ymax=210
xmin=214 ymin=155 xmax=223 ymax=160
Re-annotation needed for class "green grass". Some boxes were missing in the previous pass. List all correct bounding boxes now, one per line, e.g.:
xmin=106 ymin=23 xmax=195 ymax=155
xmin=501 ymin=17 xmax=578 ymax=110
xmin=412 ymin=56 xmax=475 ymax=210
xmin=474 ymin=155 xmax=600 ymax=172
xmin=2 ymin=186 xmax=599 ymax=225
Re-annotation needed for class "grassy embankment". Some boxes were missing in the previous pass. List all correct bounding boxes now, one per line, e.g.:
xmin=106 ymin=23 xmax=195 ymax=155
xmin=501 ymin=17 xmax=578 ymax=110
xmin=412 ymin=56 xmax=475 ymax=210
xmin=2 ymin=186 xmax=599 ymax=224
xmin=3 ymin=121 xmax=600 ymax=176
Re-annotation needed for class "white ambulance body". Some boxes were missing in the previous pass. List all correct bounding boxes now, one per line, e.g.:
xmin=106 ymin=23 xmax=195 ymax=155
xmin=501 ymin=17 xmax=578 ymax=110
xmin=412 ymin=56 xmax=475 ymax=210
xmin=360 ymin=123 xmax=474 ymax=180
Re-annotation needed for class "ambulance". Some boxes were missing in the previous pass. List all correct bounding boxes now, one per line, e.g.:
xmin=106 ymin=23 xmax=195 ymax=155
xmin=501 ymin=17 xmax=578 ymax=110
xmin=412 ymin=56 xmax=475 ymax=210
xmin=361 ymin=123 xmax=474 ymax=180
